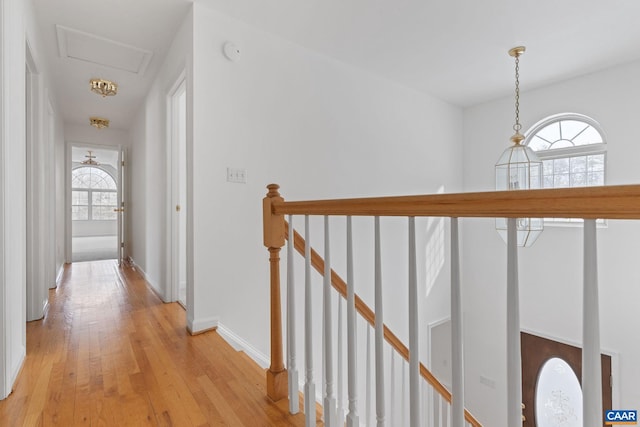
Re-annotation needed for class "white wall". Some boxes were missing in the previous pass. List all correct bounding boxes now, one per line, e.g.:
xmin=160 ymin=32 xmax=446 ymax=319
xmin=65 ymin=123 xmax=130 ymax=148
xmin=129 ymin=8 xmax=193 ymax=299
xmin=190 ymin=2 xmax=463 ymax=367
xmin=461 ymin=60 xmax=640 ymax=425
xmin=72 ymin=221 xmax=117 ymax=237
xmin=24 ymin=0 xmax=66 ymax=317
xmin=0 ymin=0 xmax=26 ymax=399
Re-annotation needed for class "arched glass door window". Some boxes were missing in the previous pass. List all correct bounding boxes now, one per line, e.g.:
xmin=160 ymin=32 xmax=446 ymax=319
xmin=535 ymin=358 xmax=583 ymax=426
xmin=71 ymin=166 xmax=118 ymax=220
xmin=525 ymin=113 xmax=606 ymax=224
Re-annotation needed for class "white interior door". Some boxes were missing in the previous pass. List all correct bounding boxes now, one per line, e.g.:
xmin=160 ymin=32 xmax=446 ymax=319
xmin=170 ymin=76 xmax=187 ymax=307
xmin=118 ymin=148 xmax=126 ymax=265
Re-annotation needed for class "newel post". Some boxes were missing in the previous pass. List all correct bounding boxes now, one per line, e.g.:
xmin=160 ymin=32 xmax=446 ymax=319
xmin=263 ymin=184 xmax=288 ymax=401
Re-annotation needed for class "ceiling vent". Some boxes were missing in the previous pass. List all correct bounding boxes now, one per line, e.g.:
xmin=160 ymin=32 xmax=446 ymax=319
xmin=56 ymin=25 xmax=153 ymax=76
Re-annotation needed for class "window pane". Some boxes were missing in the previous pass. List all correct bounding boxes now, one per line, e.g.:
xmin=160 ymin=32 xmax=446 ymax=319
xmin=92 ymin=191 xmax=117 ymax=206
xmin=588 ymin=155 xmax=605 ymax=172
xmin=535 ymin=358 xmax=582 ymax=427
xmin=570 ymin=173 xmax=586 ymax=187
xmin=535 ymin=121 xmax=560 ymax=144
xmin=553 ymin=158 xmax=570 ymax=174
xmin=72 ymin=191 xmax=88 ymax=205
xmin=527 ymin=118 xmax=604 ymax=152
xmin=560 ymin=120 xmax=588 ymax=141
xmin=72 ymin=206 xmax=88 ymax=220
xmin=71 ymin=167 xmax=117 ymax=190
xmin=569 ymin=156 xmax=586 ymax=173
xmin=549 ymin=139 xmax=574 ymax=149
xmin=589 ymin=171 xmax=604 ymax=186
xmin=554 ymin=174 xmax=570 ymax=187
xmin=92 ymin=206 xmax=117 ymax=220
xmin=573 ymin=126 xmax=603 ymax=146
xmin=529 ymin=136 xmax=551 ymax=151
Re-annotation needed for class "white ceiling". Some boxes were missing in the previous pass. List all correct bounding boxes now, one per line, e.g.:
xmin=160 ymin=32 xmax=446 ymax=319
xmin=32 ymin=0 xmax=640 ymax=131
xmin=32 ymin=0 xmax=192 ymax=130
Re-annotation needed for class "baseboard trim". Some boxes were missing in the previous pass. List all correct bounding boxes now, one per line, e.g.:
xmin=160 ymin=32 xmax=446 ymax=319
xmin=130 ymin=259 xmax=167 ymax=302
xmin=187 ymin=316 xmax=219 ymax=335
xmin=6 ymin=346 xmax=26 ymax=398
xmin=217 ymin=323 xmax=270 ymax=370
xmin=55 ymin=264 xmax=65 ymax=285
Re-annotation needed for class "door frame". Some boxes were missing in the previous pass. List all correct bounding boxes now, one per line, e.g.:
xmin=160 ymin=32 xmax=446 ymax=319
xmin=25 ymin=39 xmax=48 ymax=321
xmin=167 ymin=70 xmax=189 ymax=307
xmin=65 ymin=142 xmax=123 ymax=263
xmin=117 ymin=147 xmax=126 ymax=265
xmin=521 ymin=329 xmax=619 ymax=426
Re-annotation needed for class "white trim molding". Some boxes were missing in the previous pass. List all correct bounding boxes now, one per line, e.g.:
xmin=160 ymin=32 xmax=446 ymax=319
xmin=130 ymin=259 xmax=167 ymax=303
xmin=216 ymin=323 xmax=269 ymax=369
xmin=188 ymin=316 xmax=219 ymax=337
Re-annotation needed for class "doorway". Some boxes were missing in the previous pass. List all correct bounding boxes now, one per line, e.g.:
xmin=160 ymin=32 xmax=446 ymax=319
xmin=521 ymin=331 xmax=612 ymax=427
xmin=70 ymin=145 xmax=121 ymax=262
xmin=26 ymin=43 xmax=48 ymax=321
xmin=169 ymin=74 xmax=188 ymax=308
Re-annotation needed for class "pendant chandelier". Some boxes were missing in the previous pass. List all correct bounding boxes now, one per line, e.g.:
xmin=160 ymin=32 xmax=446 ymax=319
xmin=495 ymin=46 xmax=543 ymax=247
xmin=81 ymin=150 xmax=100 ymax=166
xmin=90 ymin=78 xmax=118 ymax=97
xmin=89 ymin=116 xmax=109 ymax=129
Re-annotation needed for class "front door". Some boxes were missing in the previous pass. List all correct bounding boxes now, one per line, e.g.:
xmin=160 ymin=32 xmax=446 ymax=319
xmin=521 ymin=331 xmax=612 ymax=427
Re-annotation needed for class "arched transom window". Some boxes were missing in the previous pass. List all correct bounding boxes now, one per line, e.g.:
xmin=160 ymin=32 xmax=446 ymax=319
xmin=72 ymin=166 xmax=118 ymax=220
xmin=525 ymin=113 xmax=606 ymax=223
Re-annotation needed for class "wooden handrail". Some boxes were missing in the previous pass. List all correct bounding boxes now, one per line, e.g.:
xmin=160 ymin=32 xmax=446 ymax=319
xmin=285 ymin=221 xmax=482 ymax=426
xmin=272 ymin=184 xmax=640 ymax=219
xmin=267 ymin=184 xmax=640 ymax=424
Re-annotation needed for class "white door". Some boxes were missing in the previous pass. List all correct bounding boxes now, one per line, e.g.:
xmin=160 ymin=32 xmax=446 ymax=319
xmin=170 ymin=76 xmax=188 ymax=307
xmin=117 ymin=148 xmax=126 ymax=265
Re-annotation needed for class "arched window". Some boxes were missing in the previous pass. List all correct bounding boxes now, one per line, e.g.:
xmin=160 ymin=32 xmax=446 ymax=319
xmin=525 ymin=113 xmax=606 ymax=223
xmin=71 ymin=166 xmax=118 ymax=220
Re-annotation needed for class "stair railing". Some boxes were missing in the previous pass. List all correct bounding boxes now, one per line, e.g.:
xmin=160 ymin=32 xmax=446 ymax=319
xmin=263 ymin=183 xmax=640 ymax=427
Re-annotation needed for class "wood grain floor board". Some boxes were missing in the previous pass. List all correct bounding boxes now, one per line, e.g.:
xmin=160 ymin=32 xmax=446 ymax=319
xmin=0 ymin=260 xmax=314 ymax=426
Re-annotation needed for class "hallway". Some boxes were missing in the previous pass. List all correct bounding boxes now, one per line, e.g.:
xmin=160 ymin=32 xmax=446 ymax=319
xmin=0 ymin=261 xmax=306 ymax=426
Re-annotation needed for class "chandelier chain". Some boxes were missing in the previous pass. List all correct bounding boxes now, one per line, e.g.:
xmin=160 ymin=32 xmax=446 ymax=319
xmin=513 ymin=54 xmax=521 ymax=133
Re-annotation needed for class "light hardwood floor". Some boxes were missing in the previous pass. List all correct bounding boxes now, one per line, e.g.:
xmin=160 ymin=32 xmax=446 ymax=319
xmin=0 ymin=260 xmax=312 ymax=426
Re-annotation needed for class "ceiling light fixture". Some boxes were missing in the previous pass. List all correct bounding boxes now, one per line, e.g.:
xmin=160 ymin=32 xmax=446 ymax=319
xmin=495 ymin=46 xmax=543 ymax=247
xmin=90 ymin=78 xmax=118 ymax=97
xmin=89 ymin=116 xmax=110 ymax=129
xmin=81 ymin=150 xmax=100 ymax=166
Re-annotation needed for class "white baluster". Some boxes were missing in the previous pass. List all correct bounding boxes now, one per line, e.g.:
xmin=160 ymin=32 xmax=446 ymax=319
xmin=451 ymin=217 xmax=464 ymax=427
xmin=433 ymin=393 xmax=440 ymax=427
xmin=304 ymin=216 xmax=316 ymax=427
xmin=408 ymin=217 xmax=421 ymax=427
xmin=583 ymin=219 xmax=602 ymax=426
xmin=506 ymin=218 xmax=522 ymax=427
xmin=323 ymin=216 xmax=337 ymax=427
xmin=346 ymin=216 xmax=360 ymax=427
xmin=366 ymin=324 xmax=372 ymax=427
xmin=390 ymin=349 xmax=396 ymax=424
xmin=337 ymin=294 xmax=345 ymax=424
xmin=374 ymin=216 xmax=386 ymax=427
xmin=421 ymin=380 xmax=426 ymax=427
xmin=287 ymin=215 xmax=299 ymax=414
xmin=401 ymin=359 xmax=407 ymax=427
